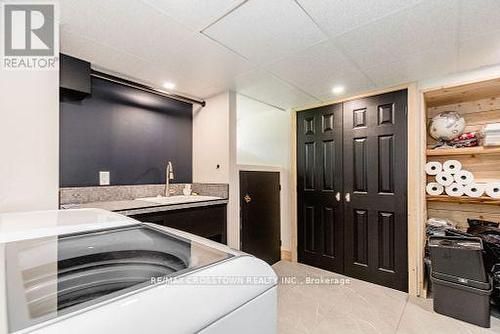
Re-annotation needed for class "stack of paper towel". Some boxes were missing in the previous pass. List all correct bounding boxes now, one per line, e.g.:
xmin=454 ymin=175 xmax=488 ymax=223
xmin=484 ymin=123 xmax=500 ymax=146
xmin=425 ymin=160 xmax=500 ymax=198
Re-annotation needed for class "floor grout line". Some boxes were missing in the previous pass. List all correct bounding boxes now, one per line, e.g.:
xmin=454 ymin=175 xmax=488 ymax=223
xmin=393 ymin=295 xmax=410 ymax=334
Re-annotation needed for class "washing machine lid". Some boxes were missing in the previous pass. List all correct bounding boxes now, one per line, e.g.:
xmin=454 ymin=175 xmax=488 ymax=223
xmin=3 ymin=223 xmax=233 ymax=332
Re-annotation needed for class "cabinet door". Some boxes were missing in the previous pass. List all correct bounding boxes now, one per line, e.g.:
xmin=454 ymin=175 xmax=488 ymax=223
xmin=240 ymin=171 xmax=281 ymax=265
xmin=343 ymin=90 xmax=408 ymax=292
xmin=130 ymin=205 xmax=227 ymax=244
xmin=297 ymin=103 xmax=344 ymax=273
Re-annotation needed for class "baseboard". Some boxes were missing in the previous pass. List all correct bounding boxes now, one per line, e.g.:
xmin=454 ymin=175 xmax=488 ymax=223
xmin=280 ymin=249 xmax=292 ymax=261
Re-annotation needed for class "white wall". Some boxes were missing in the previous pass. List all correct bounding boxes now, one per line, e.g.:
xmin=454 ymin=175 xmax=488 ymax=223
xmin=193 ymin=91 xmax=239 ymax=248
xmin=236 ymin=94 xmax=292 ymax=251
xmin=237 ymin=95 xmax=290 ymax=167
xmin=0 ymin=3 xmax=60 ymax=213
xmin=193 ymin=92 xmax=232 ymax=183
xmin=0 ymin=70 xmax=59 ymax=213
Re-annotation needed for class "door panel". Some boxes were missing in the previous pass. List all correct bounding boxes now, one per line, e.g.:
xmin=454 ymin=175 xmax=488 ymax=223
xmin=304 ymin=205 xmax=315 ymax=252
xmin=297 ymin=104 xmax=344 ymax=273
xmin=378 ymin=135 xmax=394 ymax=193
xmin=353 ymin=209 xmax=368 ymax=266
xmin=378 ymin=211 xmax=395 ymax=272
xmin=353 ymin=138 xmax=368 ymax=192
xmin=322 ymin=140 xmax=335 ymax=191
xmin=343 ymin=90 xmax=408 ymax=292
xmin=240 ymin=171 xmax=281 ymax=265
xmin=322 ymin=206 xmax=335 ymax=257
xmin=304 ymin=142 xmax=316 ymax=191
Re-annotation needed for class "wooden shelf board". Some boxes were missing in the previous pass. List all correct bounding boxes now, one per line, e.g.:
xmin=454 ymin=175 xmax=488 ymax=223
xmin=426 ymin=146 xmax=500 ymax=156
xmin=424 ymin=77 xmax=500 ymax=107
xmin=426 ymin=195 xmax=500 ymax=205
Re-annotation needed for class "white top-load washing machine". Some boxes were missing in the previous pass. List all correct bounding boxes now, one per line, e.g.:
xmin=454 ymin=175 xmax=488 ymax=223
xmin=0 ymin=209 xmax=277 ymax=334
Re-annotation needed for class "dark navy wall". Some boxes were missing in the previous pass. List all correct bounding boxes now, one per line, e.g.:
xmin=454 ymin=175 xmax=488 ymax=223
xmin=60 ymin=77 xmax=192 ymax=187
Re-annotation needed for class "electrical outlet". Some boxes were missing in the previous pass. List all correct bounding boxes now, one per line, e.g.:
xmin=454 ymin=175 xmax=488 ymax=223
xmin=99 ymin=171 xmax=110 ymax=186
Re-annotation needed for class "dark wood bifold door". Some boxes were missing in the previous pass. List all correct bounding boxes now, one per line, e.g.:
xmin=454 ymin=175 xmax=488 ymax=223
xmin=343 ymin=90 xmax=408 ymax=292
xmin=297 ymin=103 xmax=344 ymax=273
xmin=297 ymin=89 xmax=408 ymax=292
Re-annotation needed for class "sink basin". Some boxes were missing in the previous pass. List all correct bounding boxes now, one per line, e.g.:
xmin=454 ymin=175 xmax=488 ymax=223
xmin=136 ymin=195 xmax=222 ymax=206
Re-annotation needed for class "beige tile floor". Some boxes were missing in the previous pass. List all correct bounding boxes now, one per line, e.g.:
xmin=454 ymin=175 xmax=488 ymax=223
xmin=272 ymin=260 xmax=500 ymax=334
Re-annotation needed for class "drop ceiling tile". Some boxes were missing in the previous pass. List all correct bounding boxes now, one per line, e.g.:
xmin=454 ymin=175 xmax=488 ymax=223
xmin=60 ymin=29 xmax=149 ymax=77
xmin=459 ymin=0 xmax=500 ymax=41
xmin=234 ymin=70 xmax=320 ymax=110
xmin=458 ymin=31 xmax=500 ymax=71
xmin=141 ymin=0 xmax=246 ymax=31
xmin=135 ymin=65 xmax=229 ymax=99
xmin=60 ymin=0 xmax=193 ymax=63
xmin=297 ymin=0 xmax=423 ymax=38
xmin=60 ymin=0 xmax=250 ymax=98
xmin=204 ymin=0 xmax=328 ymax=65
xmin=363 ymin=45 xmax=458 ymax=87
xmin=336 ymin=0 xmax=459 ymax=70
xmin=267 ymin=40 xmax=375 ymax=99
xmin=148 ymin=32 xmax=254 ymax=76
xmin=136 ymin=33 xmax=256 ymax=98
xmin=62 ymin=28 xmax=254 ymax=99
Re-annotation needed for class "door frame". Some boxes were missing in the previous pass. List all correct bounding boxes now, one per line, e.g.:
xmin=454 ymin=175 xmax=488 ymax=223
xmin=290 ymin=83 xmax=425 ymax=297
xmin=237 ymin=164 xmax=290 ymax=261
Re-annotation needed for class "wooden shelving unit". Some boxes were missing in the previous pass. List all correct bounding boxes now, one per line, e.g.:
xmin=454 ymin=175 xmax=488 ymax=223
xmin=421 ymin=78 xmax=500 ymax=295
xmin=424 ymin=77 xmax=500 ymax=230
xmin=421 ymin=77 xmax=500 ymax=298
xmin=426 ymin=195 xmax=500 ymax=206
xmin=427 ymin=146 xmax=500 ymax=156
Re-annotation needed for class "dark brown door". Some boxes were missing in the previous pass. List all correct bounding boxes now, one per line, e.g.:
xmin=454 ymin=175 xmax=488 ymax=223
xmin=240 ymin=171 xmax=281 ymax=265
xmin=343 ymin=90 xmax=408 ymax=291
xmin=297 ymin=103 xmax=344 ymax=273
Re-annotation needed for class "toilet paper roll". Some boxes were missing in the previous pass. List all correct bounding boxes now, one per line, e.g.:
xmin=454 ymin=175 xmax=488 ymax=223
xmin=425 ymin=161 xmax=442 ymax=175
xmin=426 ymin=182 xmax=444 ymax=196
xmin=436 ymin=172 xmax=454 ymax=187
xmin=443 ymin=160 xmax=462 ymax=174
xmin=485 ymin=183 xmax=500 ymax=199
xmin=453 ymin=170 xmax=474 ymax=185
xmin=464 ymin=183 xmax=486 ymax=198
xmin=445 ymin=183 xmax=465 ymax=197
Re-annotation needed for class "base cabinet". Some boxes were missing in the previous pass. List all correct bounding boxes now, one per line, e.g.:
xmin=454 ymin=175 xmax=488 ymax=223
xmin=129 ymin=204 xmax=227 ymax=244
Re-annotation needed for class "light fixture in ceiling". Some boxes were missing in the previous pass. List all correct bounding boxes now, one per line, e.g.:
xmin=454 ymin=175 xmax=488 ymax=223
xmin=162 ymin=81 xmax=176 ymax=90
xmin=331 ymin=85 xmax=345 ymax=95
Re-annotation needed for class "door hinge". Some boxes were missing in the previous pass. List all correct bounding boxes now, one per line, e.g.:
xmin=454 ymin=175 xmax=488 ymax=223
xmin=280 ymin=240 xmax=282 ymax=246
xmin=279 ymin=184 xmax=282 ymax=191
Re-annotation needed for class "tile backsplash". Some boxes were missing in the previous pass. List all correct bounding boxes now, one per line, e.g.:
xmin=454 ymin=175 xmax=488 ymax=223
xmin=60 ymin=183 xmax=229 ymax=205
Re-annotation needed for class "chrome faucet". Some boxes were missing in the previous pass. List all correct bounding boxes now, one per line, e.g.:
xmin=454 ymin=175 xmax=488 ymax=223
xmin=165 ymin=161 xmax=175 ymax=197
